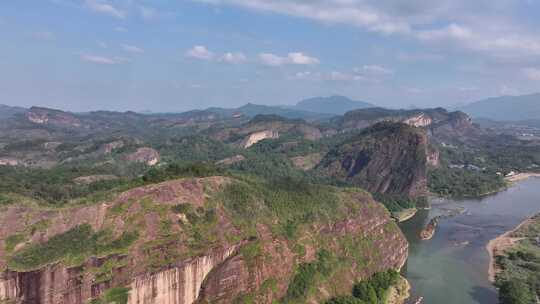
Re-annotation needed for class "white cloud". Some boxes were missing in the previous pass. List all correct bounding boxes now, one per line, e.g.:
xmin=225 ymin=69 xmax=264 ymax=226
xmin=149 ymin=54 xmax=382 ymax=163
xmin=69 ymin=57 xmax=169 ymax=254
xmin=259 ymin=52 xmax=319 ymax=66
xmin=84 ymin=0 xmax=126 ymax=19
xmin=417 ymin=24 xmax=473 ymax=41
xmin=81 ymin=54 xmax=126 ymax=65
xmin=220 ymin=52 xmax=247 ymax=64
xmin=196 ymin=0 xmax=540 ymax=61
xmin=114 ymin=27 xmax=128 ymax=32
xmin=288 ymin=52 xmax=320 ymax=65
xmin=259 ymin=53 xmax=285 ymax=66
xmin=194 ymin=0 xmax=410 ymax=35
xmin=186 ymin=45 xmax=214 ymax=60
xmin=327 ymin=71 xmax=365 ymax=81
xmin=289 ymin=71 xmax=318 ymax=80
xmin=122 ymin=44 xmax=144 ymax=54
xmin=523 ymin=68 xmax=540 ymax=81
xmin=359 ymin=65 xmax=394 ymax=75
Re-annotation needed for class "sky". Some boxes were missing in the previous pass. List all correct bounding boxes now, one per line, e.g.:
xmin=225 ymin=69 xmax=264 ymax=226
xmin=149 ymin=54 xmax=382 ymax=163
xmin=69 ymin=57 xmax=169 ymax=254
xmin=1 ymin=0 xmax=540 ymax=112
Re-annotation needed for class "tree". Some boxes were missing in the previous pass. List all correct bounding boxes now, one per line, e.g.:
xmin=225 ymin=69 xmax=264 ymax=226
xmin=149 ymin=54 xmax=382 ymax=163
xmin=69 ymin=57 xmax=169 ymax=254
xmin=325 ymin=296 xmax=366 ymax=304
xmin=499 ymin=279 xmax=534 ymax=304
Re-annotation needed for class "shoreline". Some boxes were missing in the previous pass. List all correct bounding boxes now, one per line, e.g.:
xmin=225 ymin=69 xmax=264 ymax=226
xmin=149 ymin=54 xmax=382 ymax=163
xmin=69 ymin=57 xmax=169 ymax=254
xmin=392 ymin=208 xmax=418 ymax=222
xmin=486 ymin=217 xmax=532 ymax=282
xmin=505 ymin=172 xmax=540 ymax=183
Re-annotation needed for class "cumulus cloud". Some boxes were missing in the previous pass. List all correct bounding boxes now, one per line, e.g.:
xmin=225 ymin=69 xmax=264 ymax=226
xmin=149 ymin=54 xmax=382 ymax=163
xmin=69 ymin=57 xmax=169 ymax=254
xmin=84 ymin=0 xmax=126 ymax=19
xmin=122 ymin=44 xmax=144 ymax=54
xmin=186 ymin=45 xmax=214 ymax=60
xmin=81 ymin=54 xmax=126 ymax=65
xmin=220 ymin=52 xmax=247 ymax=64
xmin=259 ymin=52 xmax=319 ymax=66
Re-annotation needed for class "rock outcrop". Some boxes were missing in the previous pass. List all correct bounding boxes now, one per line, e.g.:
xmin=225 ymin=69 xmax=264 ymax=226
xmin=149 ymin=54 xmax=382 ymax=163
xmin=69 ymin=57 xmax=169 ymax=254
xmin=241 ymin=130 xmax=279 ymax=148
xmin=335 ymin=107 xmax=475 ymax=143
xmin=25 ymin=107 xmax=82 ymax=128
xmin=127 ymin=246 xmax=238 ymax=304
xmin=125 ymin=147 xmax=160 ymax=166
xmin=317 ymin=122 xmax=428 ymax=198
xmin=0 ymin=177 xmax=407 ymax=304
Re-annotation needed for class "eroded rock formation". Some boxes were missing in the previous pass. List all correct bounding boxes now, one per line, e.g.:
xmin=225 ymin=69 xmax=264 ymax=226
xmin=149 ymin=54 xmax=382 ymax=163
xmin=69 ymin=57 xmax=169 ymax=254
xmin=0 ymin=177 xmax=408 ymax=304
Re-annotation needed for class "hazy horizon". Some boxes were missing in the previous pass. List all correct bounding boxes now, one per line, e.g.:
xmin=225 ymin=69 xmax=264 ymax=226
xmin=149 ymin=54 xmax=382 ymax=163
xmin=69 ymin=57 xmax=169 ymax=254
xmin=3 ymin=1 xmax=540 ymax=112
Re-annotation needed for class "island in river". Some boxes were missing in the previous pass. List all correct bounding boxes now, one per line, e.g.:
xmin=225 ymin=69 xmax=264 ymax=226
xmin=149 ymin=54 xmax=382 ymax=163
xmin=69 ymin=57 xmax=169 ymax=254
xmin=400 ymin=177 xmax=540 ymax=304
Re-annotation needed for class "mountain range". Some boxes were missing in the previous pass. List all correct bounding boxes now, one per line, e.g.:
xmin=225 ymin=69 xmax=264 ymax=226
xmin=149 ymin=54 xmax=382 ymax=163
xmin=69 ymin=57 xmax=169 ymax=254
xmin=459 ymin=93 xmax=540 ymax=121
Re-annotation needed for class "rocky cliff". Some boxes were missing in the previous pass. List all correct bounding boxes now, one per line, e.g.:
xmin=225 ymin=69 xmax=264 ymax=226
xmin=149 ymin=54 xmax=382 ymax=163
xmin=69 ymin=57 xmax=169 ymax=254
xmin=335 ymin=107 xmax=475 ymax=143
xmin=0 ymin=176 xmax=407 ymax=304
xmin=316 ymin=122 xmax=428 ymax=198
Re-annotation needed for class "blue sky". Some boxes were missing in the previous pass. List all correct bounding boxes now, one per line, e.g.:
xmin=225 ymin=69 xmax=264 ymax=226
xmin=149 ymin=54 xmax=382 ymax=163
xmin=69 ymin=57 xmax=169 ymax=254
xmin=2 ymin=0 xmax=540 ymax=112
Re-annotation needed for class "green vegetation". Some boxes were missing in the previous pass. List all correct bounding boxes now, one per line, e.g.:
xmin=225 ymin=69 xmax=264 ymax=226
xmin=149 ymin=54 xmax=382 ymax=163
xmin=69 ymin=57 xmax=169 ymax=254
xmin=429 ymin=140 xmax=540 ymax=198
xmin=325 ymin=296 xmax=365 ymax=304
xmin=8 ymin=224 xmax=138 ymax=271
xmin=90 ymin=287 xmax=131 ymax=304
xmin=373 ymin=193 xmax=427 ymax=213
xmin=0 ymin=193 xmax=14 ymax=206
xmin=219 ymin=176 xmax=341 ymax=240
xmin=156 ymin=135 xmax=239 ymax=164
xmin=495 ymin=215 xmax=540 ymax=303
xmin=325 ymin=270 xmax=400 ymax=304
xmin=0 ymin=164 xmax=139 ymax=205
xmin=142 ymin=162 xmax=223 ymax=183
xmin=282 ymin=250 xmax=337 ymax=303
xmin=5 ymin=234 xmax=25 ymax=252
xmin=429 ymin=167 xmax=506 ymax=198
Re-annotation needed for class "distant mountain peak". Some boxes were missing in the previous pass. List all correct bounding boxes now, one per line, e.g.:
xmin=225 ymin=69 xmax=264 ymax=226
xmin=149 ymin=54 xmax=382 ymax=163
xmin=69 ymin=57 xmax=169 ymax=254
xmin=460 ymin=92 xmax=540 ymax=121
xmin=294 ymin=95 xmax=374 ymax=115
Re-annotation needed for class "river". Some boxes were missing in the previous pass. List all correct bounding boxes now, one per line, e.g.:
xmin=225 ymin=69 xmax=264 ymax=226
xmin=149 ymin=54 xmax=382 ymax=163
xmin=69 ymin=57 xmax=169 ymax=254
xmin=400 ymin=177 xmax=540 ymax=304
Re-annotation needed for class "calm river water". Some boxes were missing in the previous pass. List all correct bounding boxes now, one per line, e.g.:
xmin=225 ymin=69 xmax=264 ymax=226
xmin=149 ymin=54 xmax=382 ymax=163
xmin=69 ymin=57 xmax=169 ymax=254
xmin=400 ymin=177 xmax=540 ymax=304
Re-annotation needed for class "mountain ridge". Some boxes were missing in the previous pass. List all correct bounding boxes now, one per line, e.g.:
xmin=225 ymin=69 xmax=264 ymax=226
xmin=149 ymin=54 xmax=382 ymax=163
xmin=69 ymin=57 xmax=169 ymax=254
xmin=459 ymin=93 xmax=540 ymax=121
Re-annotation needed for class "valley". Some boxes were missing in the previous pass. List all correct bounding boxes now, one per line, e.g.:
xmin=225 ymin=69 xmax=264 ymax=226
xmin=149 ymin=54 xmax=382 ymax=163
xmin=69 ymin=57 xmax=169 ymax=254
xmin=0 ymin=99 xmax=539 ymax=304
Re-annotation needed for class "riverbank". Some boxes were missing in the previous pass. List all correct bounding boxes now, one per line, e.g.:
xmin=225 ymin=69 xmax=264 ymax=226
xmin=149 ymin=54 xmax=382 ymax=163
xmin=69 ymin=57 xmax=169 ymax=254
xmin=486 ymin=217 xmax=532 ymax=282
xmin=392 ymin=208 xmax=417 ymax=222
xmin=505 ymin=172 xmax=540 ymax=183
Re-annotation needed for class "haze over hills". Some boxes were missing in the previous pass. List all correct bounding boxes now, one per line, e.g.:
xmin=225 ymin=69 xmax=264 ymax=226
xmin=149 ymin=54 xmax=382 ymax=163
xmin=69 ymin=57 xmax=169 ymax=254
xmin=292 ymin=95 xmax=374 ymax=115
xmin=459 ymin=93 xmax=540 ymax=121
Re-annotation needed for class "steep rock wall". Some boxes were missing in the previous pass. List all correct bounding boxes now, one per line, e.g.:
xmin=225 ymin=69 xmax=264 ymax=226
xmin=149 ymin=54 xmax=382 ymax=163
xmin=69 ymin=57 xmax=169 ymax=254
xmin=127 ymin=246 xmax=237 ymax=304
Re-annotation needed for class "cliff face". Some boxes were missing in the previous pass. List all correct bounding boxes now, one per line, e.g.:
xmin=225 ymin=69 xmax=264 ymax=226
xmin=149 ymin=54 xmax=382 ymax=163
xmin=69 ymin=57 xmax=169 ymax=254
xmin=241 ymin=130 xmax=279 ymax=148
xmin=336 ymin=107 xmax=475 ymax=143
xmin=210 ymin=115 xmax=323 ymax=147
xmin=317 ymin=122 xmax=428 ymax=197
xmin=0 ymin=177 xmax=407 ymax=304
